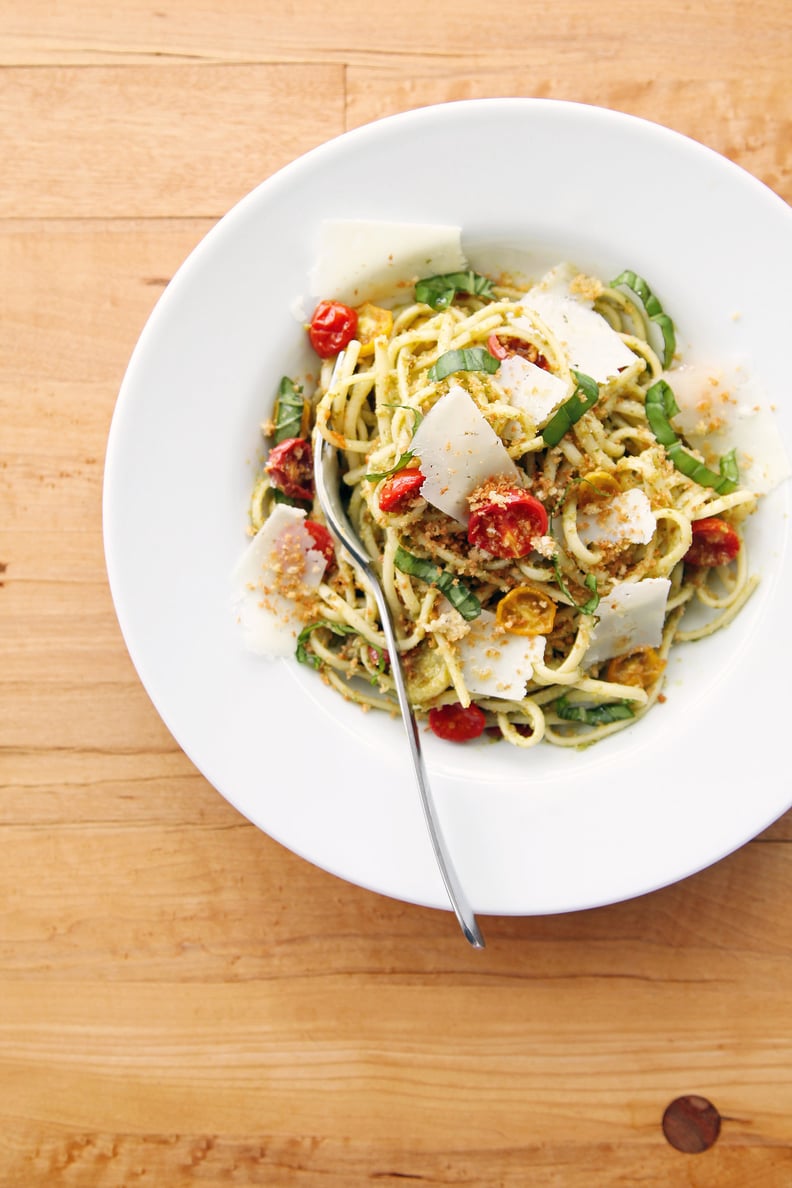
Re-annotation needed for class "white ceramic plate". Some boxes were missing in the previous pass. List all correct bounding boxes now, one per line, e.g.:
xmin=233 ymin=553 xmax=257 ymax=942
xmin=103 ymin=99 xmax=792 ymax=916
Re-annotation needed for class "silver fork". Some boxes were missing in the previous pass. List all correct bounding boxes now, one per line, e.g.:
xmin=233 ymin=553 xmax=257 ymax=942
xmin=312 ymin=375 xmax=485 ymax=949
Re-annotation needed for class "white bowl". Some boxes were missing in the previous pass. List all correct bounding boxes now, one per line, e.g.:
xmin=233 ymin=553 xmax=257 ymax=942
xmin=103 ymin=99 xmax=792 ymax=916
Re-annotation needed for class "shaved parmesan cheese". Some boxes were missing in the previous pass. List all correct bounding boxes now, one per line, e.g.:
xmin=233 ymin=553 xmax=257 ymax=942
xmin=577 ymin=488 xmax=656 ymax=547
xmin=664 ymin=362 xmax=791 ymax=495
xmin=308 ymin=220 xmax=467 ymax=305
xmin=231 ymin=505 xmax=327 ymax=657
xmin=495 ymin=354 xmax=568 ymax=424
xmin=515 ymin=265 xmax=637 ymax=383
xmin=411 ymin=384 xmax=520 ymax=524
xmin=456 ymin=610 xmax=546 ymax=700
xmin=583 ymin=578 xmax=671 ymax=666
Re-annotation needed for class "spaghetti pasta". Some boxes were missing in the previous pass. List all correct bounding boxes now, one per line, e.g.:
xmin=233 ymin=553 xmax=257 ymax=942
xmin=245 ymin=261 xmax=761 ymax=748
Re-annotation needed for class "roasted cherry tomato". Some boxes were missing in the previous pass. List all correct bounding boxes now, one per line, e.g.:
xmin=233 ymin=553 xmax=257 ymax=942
xmin=265 ymin=436 xmax=314 ymax=501
xmin=605 ymin=647 xmax=666 ymax=690
xmin=487 ymin=333 xmax=549 ymax=370
xmin=308 ymin=300 xmax=358 ymax=358
xmin=304 ymin=520 xmax=336 ymax=569
xmin=577 ymin=469 xmax=621 ymax=508
xmin=428 ymin=702 xmax=487 ymax=742
xmin=685 ymin=517 xmax=740 ymax=568
xmin=377 ymin=466 xmax=425 ymax=512
xmin=467 ymin=486 xmax=548 ymax=559
xmin=496 ymin=584 xmax=557 ymax=636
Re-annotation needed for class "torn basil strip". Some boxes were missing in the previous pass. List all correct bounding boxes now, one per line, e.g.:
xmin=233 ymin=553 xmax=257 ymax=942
xmin=273 ymin=376 xmax=305 ymax=444
xmin=555 ymin=695 xmax=634 ymax=725
xmin=428 ymin=347 xmax=501 ymax=383
xmin=384 ymin=403 xmax=424 ymax=431
xmin=394 ymin=546 xmax=481 ymax=621
xmin=296 ymin=620 xmax=358 ymax=668
xmin=579 ymin=574 xmax=600 ymax=616
xmin=551 ymin=560 xmax=600 ymax=616
xmin=610 ymin=270 xmax=676 ymax=369
xmin=365 ymin=451 xmax=416 ymax=482
xmin=644 ymin=377 xmax=679 ymax=447
xmin=541 ymin=370 xmax=600 ymax=448
xmin=666 ymin=442 xmax=740 ymax=493
xmin=645 ymin=380 xmax=739 ymax=494
xmin=415 ymin=270 xmax=496 ymax=312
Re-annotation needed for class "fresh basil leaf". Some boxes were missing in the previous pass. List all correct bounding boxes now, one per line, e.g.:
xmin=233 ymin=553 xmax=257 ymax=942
xmin=394 ymin=546 xmax=481 ymax=621
xmin=551 ymin=555 xmax=572 ymax=602
xmin=666 ymin=442 xmax=739 ymax=493
xmin=551 ymin=557 xmax=599 ymax=615
xmin=364 ymin=405 xmax=423 ymax=482
xmin=542 ymin=370 xmax=600 ymax=447
xmin=428 ymin=347 xmax=501 ymax=383
xmin=365 ymin=451 xmax=416 ymax=482
xmin=555 ymin=695 xmax=634 ymax=725
xmin=645 ymin=380 xmax=739 ymax=494
xmin=611 ymin=269 xmax=676 ymax=368
xmin=644 ymin=378 xmax=680 ymax=447
xmin=414 ymin=270 xmax=496 ymax=311
xmin=295 ymin=620 xmax=358 ymax=669
xmin=384 ymin=403 xmax=424 ymax=431
xmin=273 ymin=376 xmax=305 ymax=444
xmin=579 ymin=574 xmax=600 ymax=615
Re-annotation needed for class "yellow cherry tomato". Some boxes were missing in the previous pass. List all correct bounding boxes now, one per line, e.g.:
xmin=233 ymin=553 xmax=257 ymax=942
xmin=496 ymin=584 xmax=557 ymax=636
xmin=577 ymin=469 xmax=620 ymax=508
xmin=605 ymin=647 xmax=666 ymax=690
xmin=355 ymin=303 xmax=393 ymax=357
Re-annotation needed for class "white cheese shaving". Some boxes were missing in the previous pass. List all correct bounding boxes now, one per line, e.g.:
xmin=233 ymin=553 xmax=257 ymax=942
xmin=577 ymin=488 xmax=656 ymax=547
xmin=514 ymin=264 xmax=637 ymax=383
xmin=456 ymin=610 xmax=546 ymax=700
xmin=307 ymin=219 xmax=467 ymax=305
xmin=663 ymin=362 xmax=791 ymax=495
xmin=583 ymin=577 xmax=671 ymax=666
xmin=231 ymin=505 xmax=327 ymax=657
xmin=411 ymin=384 xmax=520 ymax=524
xmin=495 ymin=354 xmax=569 ymax=425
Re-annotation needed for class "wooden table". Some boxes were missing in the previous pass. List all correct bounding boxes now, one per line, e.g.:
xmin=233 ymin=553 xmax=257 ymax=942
xmin=2 ymin=3 xmax=791 ymax=1184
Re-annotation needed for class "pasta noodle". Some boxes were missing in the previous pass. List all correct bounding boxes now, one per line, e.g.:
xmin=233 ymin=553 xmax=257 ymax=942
xmin=247 ymin=263 xmax=760 ymax=748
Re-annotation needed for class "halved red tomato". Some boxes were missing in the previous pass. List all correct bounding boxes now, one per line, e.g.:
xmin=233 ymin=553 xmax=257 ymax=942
xmin=377 ymin=466 xmax=425 ymax=512
xmin=265 ymin=437 xmax=314 ymax=501
xmin=487 ymin=333 xmax=549 ymax=369
xmin=467 ymin=486 xmax=548 ymax=559
xmin=304 ymin=520 xmax=336 ymax=569
xmin=685 ymin=517 xmax=740 ymax=568
xmin=428 ymin=703 xmax=487 ymax=742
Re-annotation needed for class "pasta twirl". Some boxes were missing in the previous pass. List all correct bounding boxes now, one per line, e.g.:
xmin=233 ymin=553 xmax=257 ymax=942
xmin=244 ymin=262 xmax=761 ymax=748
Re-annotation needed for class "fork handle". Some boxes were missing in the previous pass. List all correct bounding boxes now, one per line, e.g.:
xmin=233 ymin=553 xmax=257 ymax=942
xmin=368 ymin=580 xmax=486 ymax=949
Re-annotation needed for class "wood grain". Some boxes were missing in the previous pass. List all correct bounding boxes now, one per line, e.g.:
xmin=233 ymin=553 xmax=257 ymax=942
xmin=1 ymin=0 xmax=789 ymax=72
xmin=0 ymin=66 xmax=343 ymax=217
xmin=1 ymin=0 xmax=791 ymax=1184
